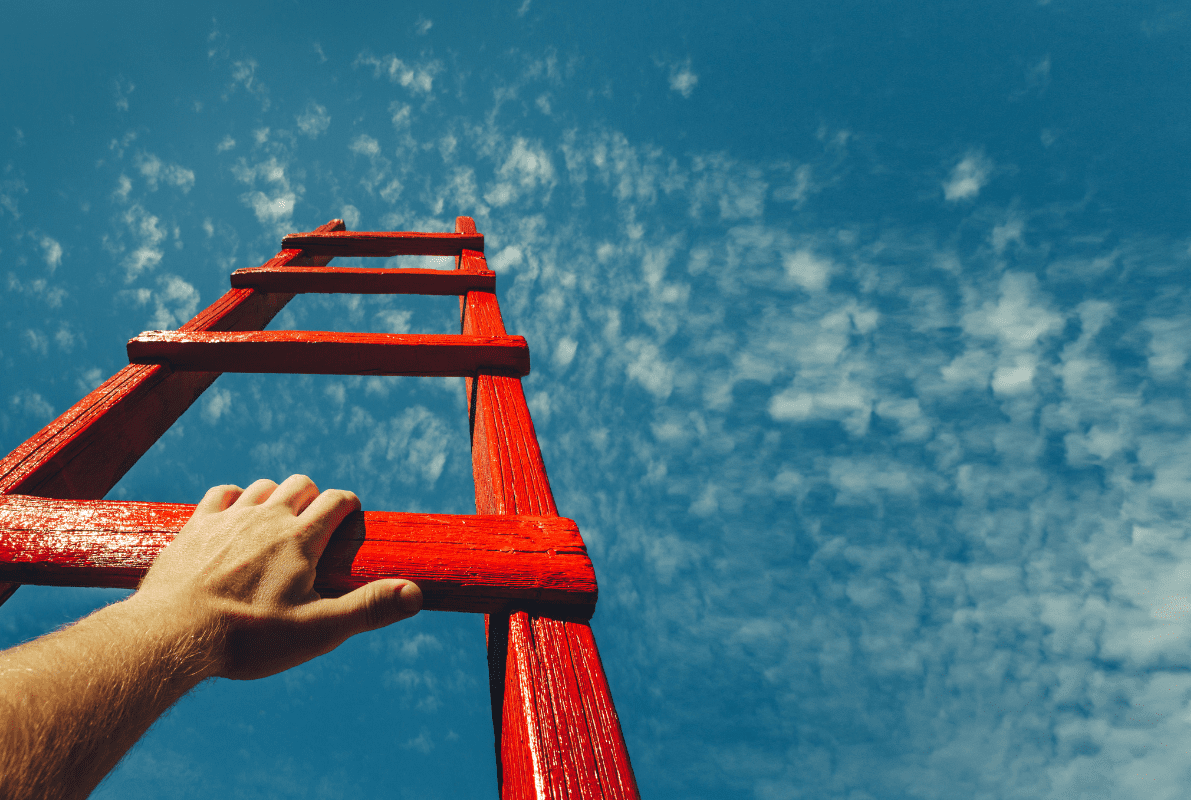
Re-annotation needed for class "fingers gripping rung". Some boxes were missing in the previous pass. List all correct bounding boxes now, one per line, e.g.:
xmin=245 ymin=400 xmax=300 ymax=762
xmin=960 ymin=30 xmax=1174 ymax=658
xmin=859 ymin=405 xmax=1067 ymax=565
xmin=0 ymin=495 xmax=596 ymax=618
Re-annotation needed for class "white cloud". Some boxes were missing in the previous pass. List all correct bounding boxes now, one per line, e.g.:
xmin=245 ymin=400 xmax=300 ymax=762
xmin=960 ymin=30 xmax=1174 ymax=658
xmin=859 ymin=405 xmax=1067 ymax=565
xmin=990 ymin=352 xmax=1037 ymax=395
xmin=120 ymin=204 xmax=167 ymax=282
xmin=379 ymin=179 xmax=402 ymax=203
xmin=54 ymin=324 xmax=75 ymax=353
xmin=415 ymin=16 xmax=433 ymax=35
xmin=625 ymin=338 xmax=674 ymax=399
xmin=375 ymin=309 xmax=412 ymax=333
xmin=1142 ymin=317 xmax=1188 ymax=380
xmin=229 ymin=59 xmax=269 ymax=107
xmin=489 ymin=244 xmax=522 ymax=273
xmin=874 ymin=397 xmax=931 ymax=441
xmin=990 ymin=214 xmax=1023 ymax=252
xmin=553 ymin=337 xmax=578 ymax=368
xmin=242 ymin=190 xmax=296 ymax=225
xmin=962 ymin=272 xmax=1063 ymax=352
xmin=943 ymin=150 xmax=992 ymax=201
xmin=76 ymin=367 xmax=103 ymax=394
xmin=135 ymin=152 xmax=195 ymax=193
xmin=357 ymin=53 xmax=443 ymax=94
xmin=216 ymin=135 xmax=236 ymax=152
xmin=0 ymin=174 xmax=27 ymax=219
xmin=381 ymin=406 xmax=451 ymax=485
xmin=767 ymin=381 xmax=873 ymax=435
xmin=389 ymin=102 xmax=412 ymax=129
xmin=401 ymin=732 xmax=434 ymax=753
xmin=688 ymin=483 xmax=719 ymax=516
xmin=21 ymin=328 xmax=48 ymax=356
xmin=149 ymin=274 xmax=200 ymax=329
xmin=202 ymin=387 xmax=233 ymax=424
xmin=113 ymin=174 xmax=132 ymax=202
xmin=231 ymin=156 xmax=303 ymax=233
xmin=296 ymin=101 xmax=331 ymax=138
xmin=9 ymin=389 xmax=54 ymax=420
xmin=828 ymin=457 xmax=917 ymax=502
xmin=669 ymin=59 xmax=698 ymax=98
xmin=387 ymin=58 xmax=441 ymax=92
xmin=688 ymin=155 xmax=767 ymax=220
xmin=784 ymin=249 xmax=832 ymax=292
xmin=39 ymin=236 xmax=62 ymax=272
xmin=350 ymin=134 xmax=381 ymax=158
xmin=485 ymin=138 xmax=556 ymax=207
xmin=232 ymin=156 xmax=290 ymax=187
xmin=772 ymin=165 xmax=812 ymax=208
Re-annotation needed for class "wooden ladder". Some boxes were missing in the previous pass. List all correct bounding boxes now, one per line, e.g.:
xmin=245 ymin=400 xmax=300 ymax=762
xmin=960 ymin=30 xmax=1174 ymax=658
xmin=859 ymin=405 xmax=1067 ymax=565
xmin=0 ymin=217 xmax=640 ymax=799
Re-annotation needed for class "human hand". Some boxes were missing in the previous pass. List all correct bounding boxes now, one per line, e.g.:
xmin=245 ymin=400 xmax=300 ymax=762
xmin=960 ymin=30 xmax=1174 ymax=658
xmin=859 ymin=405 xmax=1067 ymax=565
xmin=132 ymin=475 xmax=422 ymax=681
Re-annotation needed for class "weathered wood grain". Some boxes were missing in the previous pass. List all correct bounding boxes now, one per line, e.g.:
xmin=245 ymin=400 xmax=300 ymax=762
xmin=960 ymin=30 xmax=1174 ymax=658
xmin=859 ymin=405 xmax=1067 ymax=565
xmin=0 ymin=495 xmax=596 ymax=617
xmin=127 ymin=330 xmax=531 ymax=377
xmin=0 ymin=219 xmax=347 ymax=606
xmin=455 ymin=214 xmax=640 ymax=799
xmin=281 ymin=230 xmax=484 ymax=257
xmin=231 ymin=266 xmax=496 ymax=295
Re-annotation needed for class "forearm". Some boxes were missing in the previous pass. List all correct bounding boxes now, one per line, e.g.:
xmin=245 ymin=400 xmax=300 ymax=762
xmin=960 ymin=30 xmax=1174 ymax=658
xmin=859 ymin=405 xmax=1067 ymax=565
xmin=0 ymin=596 xmax=216 ymax=800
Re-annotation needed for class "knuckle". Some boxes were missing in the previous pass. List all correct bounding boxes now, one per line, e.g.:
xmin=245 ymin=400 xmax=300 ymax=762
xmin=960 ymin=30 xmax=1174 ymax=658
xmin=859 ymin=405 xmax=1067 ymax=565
xmin=319 ymin=488 xmax=358 ymax=508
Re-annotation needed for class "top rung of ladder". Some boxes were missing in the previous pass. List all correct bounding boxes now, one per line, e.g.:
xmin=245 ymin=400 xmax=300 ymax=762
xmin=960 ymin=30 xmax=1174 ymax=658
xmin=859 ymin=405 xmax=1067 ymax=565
xmin=281 ymin=230 xmax=484 ymax=258
xmin=230 ymin=230 xmax=493 ymax=296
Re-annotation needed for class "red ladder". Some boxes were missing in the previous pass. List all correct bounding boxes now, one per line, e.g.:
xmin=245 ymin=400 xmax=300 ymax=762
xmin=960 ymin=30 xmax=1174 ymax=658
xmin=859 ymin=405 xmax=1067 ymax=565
xmin=0 ymin=218 xmax=640 ymax=799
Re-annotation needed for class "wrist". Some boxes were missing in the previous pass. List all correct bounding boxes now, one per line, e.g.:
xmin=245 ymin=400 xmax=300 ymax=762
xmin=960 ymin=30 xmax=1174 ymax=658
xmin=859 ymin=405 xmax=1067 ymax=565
xmin=116 ymin=593 xmax=224 ymax=685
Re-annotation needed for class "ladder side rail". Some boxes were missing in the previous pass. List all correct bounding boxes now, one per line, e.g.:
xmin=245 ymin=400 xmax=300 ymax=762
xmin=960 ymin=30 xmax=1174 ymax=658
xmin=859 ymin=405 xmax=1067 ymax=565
xmin=455 ymin=217 xmax=640 ymax=800
xmin=0 ymin=219 xmax=345 ymax=607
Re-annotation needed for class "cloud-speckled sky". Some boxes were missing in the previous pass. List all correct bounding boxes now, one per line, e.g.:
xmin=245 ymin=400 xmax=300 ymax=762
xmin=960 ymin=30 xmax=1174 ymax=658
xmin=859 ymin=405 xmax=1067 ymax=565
xmin=0 ymin=1 xmax=1189 ymax=798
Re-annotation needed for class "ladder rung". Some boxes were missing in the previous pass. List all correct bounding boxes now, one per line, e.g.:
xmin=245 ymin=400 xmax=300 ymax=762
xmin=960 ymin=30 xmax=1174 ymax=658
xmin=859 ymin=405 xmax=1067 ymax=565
xmin=230 ymin=266 xmax=496 ymax=295
xmin=282 ymin=231 xmax=485 ymax=257
xmin=127 ymin=331 xmax=530 ymax=377
xmin=0 ymin=495 xmax=596 ymax=617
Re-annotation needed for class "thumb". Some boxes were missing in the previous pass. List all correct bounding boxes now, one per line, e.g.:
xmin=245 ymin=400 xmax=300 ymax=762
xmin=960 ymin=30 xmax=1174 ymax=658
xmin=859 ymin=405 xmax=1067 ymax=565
xmin=309 ymin=579 xmax=423 ymax=639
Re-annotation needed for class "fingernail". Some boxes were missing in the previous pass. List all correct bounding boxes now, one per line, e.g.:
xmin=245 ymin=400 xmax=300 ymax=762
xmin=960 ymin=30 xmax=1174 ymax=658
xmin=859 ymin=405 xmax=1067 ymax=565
xmin=397 ymin=581 xmax=423 ymax=615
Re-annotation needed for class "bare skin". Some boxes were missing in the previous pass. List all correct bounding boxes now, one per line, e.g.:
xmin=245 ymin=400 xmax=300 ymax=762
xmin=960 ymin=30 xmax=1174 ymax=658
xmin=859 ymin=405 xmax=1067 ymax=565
xmin=0 ymin=475 xmax=423 ymax=800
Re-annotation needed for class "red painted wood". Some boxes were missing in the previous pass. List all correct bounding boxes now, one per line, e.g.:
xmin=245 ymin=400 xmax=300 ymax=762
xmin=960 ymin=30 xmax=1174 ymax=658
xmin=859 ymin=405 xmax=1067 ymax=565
xmin=0 ymin=496 xmax=596 ymax=617
xmin=281 ymin=230 xmax=484 ymax=257
xmin=128 ymin=330 xmax=531 ymax=377
xmin=456 ymin=215 xmax=640 ymax=799
xmin=0 ymin=219 xmax=347 ymax=607
xmin=231 ymin=266 xmax=497 ymax=295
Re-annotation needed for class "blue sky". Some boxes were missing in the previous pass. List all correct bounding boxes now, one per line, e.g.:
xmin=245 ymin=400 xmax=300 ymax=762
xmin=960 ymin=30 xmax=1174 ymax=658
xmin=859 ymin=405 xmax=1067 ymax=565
xmin=0 ymin=1 xmax=1190 ymax=798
